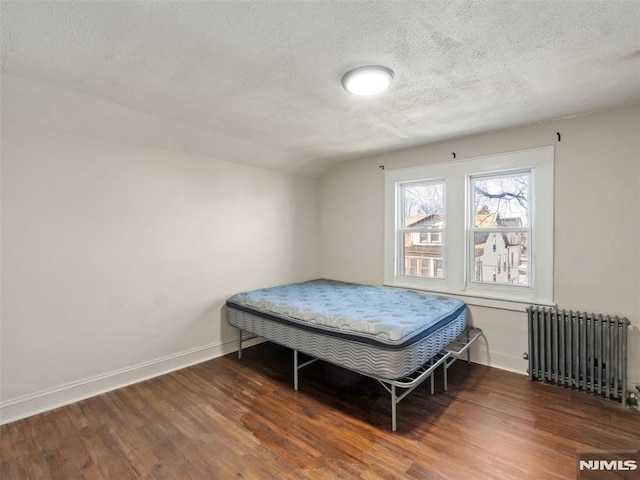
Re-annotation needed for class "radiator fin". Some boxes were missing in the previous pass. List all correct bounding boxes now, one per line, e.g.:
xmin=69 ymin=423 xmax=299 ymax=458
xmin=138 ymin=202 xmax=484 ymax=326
xmin=527 ymin=306 xmax=630 ymax=406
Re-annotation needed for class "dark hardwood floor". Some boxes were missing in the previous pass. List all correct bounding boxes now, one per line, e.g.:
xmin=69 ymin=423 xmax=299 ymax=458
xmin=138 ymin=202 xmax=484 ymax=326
xmin=1 ymin=342 xmax=639 ymax=479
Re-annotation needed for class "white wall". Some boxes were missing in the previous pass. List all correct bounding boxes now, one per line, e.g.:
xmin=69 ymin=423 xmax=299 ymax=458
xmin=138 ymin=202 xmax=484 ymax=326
xmin=0 ymin=76 xmax=319 ymax=423
xmin=319 ymin=103 xmax=640 ymax=387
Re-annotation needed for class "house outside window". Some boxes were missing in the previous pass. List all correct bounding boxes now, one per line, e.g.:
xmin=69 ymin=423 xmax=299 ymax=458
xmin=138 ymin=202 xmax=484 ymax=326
xmin=384 ymin=147 xmax=554 ymax=306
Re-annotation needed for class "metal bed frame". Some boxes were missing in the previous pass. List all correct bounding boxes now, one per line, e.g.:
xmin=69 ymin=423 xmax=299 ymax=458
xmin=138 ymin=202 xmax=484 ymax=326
xmin=237 ymin=326 xmax=483 ymax=432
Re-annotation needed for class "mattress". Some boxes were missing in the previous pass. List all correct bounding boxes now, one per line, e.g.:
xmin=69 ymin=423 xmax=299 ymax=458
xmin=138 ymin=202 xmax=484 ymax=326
xmin=226 ymin=279 xmax=466 ymax=380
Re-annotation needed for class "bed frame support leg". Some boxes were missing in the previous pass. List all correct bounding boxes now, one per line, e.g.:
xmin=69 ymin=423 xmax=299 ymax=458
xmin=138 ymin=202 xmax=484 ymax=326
xmin=391 ymin=384 xmax=397 ymax=432
xmin=237 ymin=329 xmax=243 ymax=360
xmin=429 ymin=358 xmax=435 ymax=394
xmin=292 ymin=350 xmax=318 ymax=391
xmin=293 ymin=350 xmax=299 ymax=391
xmin=444 ymin=362 xmax=448 ymax=391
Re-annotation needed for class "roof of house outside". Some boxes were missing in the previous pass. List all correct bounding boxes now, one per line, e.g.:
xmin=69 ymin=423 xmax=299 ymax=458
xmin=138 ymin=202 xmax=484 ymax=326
xmin=405 ymin=214 xmax=443 ymax=228
xmin=499 ymin=217 xmax=523 ymax=227
xmin=475 ymin=213 xmax=498 ymax=228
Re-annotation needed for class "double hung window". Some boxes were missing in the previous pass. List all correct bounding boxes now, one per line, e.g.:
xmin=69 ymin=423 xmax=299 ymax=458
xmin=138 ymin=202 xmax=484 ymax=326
xmin=399 ymin=180 xmax=445 ymax=279
xmin=384 ymin=147 xmax=554 ymax=306
xmin=469 ymin=171 xmax=530 ymax=287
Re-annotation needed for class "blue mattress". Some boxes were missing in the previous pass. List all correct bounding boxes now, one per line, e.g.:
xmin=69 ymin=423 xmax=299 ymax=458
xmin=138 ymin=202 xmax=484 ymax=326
xmin=226 ymin=280 xmax=467 ymax=379
xmin=227 ymin=279 xmax=465 ymax=349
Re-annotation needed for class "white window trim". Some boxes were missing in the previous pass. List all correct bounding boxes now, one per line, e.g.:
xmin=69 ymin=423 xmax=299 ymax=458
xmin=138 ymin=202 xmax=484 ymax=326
xmin=384 ymin=146 xmax=554 ymax=309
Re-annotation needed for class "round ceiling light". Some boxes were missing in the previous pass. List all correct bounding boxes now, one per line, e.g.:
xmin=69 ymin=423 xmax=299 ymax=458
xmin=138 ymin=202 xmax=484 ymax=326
xmin=342 ymin=65 xmax=395 ymax=96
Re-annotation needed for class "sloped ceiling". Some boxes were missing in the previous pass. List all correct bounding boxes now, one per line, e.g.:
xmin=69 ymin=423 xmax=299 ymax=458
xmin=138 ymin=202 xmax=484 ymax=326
xmin=2 ymin=1 xmax=639 ymax=176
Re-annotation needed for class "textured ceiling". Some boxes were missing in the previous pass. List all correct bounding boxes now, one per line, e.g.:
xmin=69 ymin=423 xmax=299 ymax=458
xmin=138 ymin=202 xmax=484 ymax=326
xmin=2 ymin=1 xmax=639 ymax=176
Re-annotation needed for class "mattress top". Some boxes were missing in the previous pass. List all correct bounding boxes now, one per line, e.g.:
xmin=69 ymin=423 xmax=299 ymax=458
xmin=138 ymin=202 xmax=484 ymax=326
xmin=226 ymin=279 xmax=465 ymax=346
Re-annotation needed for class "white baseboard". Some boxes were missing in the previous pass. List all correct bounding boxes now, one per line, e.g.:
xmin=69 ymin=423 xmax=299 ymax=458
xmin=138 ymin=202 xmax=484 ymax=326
xmin=0 ymin=336 xmax=264 ymax=425
xmin=470 ymin=346 xmax=528 ymax=376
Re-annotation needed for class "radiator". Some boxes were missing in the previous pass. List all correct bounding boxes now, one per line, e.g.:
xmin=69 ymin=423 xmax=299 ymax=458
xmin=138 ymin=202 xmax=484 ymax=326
xmin=527 ymin=306 xmax=630 ymax=406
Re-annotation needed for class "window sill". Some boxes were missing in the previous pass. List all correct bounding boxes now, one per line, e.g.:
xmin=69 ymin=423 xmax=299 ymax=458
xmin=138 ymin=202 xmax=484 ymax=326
xmin=383 ymin=282 xmax=555 ymax=312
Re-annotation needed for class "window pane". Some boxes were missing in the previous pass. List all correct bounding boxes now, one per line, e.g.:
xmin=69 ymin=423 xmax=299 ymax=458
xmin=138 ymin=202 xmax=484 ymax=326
xmin=403 ymin=181 xmax=444 ymax=229
xmin=473 ymin=173 xmax=529 ymax=228
xmin=403 ymin=254 xmax=444 ymax=279
xmin=418 ymin=231 xmax=442 ymax=244
xmin=401 ymin=181 xmax=445 ymax=279
xmin=472 ymin=231 xmax=528 ymax=286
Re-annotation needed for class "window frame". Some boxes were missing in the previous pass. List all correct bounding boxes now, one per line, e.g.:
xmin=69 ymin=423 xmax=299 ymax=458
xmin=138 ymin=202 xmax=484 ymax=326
xmin=467 ymin=169 xmax=532 ymax=289
xmin=384 ymin=146 xmax=554 ymax=308
xmin=397 ymin=178 xmax=446 ymax=280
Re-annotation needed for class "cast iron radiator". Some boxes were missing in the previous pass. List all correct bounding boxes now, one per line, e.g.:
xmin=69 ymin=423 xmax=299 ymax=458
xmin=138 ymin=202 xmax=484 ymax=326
xmin=526 ymin=306 xmax=630 ymax=405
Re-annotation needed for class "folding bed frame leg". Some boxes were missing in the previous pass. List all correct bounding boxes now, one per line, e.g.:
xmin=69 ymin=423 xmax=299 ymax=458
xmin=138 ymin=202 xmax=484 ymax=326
xmin=291 ymin=350 xmax=318 ymax=392
xmin=237 ymin=329 xmax=243 ymax=360
xmin=444 ymin=365 xmax=448 ymax=391
xmin=293 ymin=350 xmax=299 ymax=391
xmin=430 ymin=374 xmax=435 ymax=394
xmin=391 ymin=384 xmax=397 ymax=432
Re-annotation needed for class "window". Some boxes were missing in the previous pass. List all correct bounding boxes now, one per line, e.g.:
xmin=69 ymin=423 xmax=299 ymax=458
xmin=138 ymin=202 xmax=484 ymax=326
xmin=419 ymin=232 xmax=442 ymax=244
xmin=384 ymin=147 xmax=554 ymax=306
xmin=399 ymin=180 xmax=444 ymax=279
xmin=470 ymin=171 xmax=530 ymax=287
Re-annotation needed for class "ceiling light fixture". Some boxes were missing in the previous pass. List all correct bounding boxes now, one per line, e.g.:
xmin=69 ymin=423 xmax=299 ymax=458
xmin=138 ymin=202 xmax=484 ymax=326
xmin=342 ymin=65 xmax=395 ymax=96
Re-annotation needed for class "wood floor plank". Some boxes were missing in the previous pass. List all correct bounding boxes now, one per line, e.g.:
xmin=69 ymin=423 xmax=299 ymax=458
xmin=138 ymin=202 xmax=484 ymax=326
xmin=1 ymin=342 xmax=639 ymax=479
